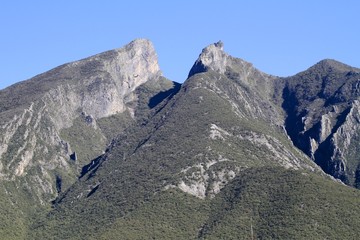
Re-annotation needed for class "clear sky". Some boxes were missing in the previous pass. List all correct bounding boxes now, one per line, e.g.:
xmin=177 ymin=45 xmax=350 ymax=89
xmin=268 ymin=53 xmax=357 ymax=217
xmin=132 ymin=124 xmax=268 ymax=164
xmin=1 ymin=0 xmax=359 ymax=89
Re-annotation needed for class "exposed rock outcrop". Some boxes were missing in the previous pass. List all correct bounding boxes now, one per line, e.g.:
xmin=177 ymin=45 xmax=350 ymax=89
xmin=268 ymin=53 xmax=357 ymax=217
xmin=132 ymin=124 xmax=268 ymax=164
xmin=0 ymin=39 xmax=165 ymax=203
xmin=281 ymin=59 xmax=360 ymax=186
xmin=188 ymin=41 xmax=228 ymax=77
xmin=189 ymin=41 xmax=276 ymax=98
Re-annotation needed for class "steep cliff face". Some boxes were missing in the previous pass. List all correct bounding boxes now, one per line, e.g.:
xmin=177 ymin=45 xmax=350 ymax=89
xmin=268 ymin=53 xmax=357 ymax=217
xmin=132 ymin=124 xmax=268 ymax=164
xmin=0 ymin=39 xmax=176 ymax=206
xmin=280 ymin=59 xmax=360 ymax=186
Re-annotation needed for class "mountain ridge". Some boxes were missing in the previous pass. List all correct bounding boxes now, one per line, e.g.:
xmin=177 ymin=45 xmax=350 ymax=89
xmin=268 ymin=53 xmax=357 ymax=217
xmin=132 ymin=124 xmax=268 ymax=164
xmin=280 ymin=56 xmax=360 ymax=186
xmin=1 ymin=39 xmax=360 ymax=239
xmin=0 ymin=38 xmax=181 ymax=238
xmin=309 ymin=58 xmax=360 ymax=74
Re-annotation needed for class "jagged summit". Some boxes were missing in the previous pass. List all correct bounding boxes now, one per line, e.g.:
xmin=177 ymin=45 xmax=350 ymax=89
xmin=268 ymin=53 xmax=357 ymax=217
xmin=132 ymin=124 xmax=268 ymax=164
xmin=188 ymin=41 xmax=228 ymax=78
xmin=187 ymin=41 xmax=276 ymax=101
xmin=187 ymin=41 xmax=272 ymax=81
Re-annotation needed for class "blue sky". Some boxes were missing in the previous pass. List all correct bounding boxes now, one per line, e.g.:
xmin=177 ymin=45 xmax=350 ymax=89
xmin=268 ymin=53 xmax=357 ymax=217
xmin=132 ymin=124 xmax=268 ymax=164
xmin=1 ymin=1 xmax=359 ymax=89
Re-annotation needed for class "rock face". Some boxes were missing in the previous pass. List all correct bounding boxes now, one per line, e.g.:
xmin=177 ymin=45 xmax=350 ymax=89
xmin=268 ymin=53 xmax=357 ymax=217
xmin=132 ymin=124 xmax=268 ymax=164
xmin=280 ymin=59 xmax=360 ymax=186
xmin=188 ymin=41 xmax=227 ymax=77
xmin=188 ymin=42 xmax=281 ymax=126
xmin=189 ymin=41 xmax=275 ymax=97
xmin=0 ymin=39 xmax=173 ymax=204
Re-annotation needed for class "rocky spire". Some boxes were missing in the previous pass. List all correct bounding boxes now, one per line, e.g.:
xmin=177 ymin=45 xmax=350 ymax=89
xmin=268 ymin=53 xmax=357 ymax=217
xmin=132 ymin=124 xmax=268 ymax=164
xmin=188 ymin=41 xmax=228 ymax=78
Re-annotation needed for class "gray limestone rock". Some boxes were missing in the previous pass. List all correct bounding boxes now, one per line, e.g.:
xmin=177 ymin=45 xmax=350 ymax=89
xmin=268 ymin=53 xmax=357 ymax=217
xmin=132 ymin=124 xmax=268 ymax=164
xmin=281 ymin=59 xmax=360 ymax=185
xmin=0 ymin=39 xmax=165 ymax=203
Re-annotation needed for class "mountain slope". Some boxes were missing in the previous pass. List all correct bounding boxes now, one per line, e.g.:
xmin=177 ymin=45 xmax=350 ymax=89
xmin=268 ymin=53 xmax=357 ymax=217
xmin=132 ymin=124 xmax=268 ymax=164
xmin=199 ymin=167 xmax=360 ymax=239
xmin=0 ymin=39 xmax=180 ymax=238
xmin=28 ymin=42 xmax=358 ymax=240
xmin=70 ymin=168 xmax=359 ymax=240
xmin=1 ymin=40 xmax=360 ymax=239
xmin=280 ymin=59 xmax=360 ymax=186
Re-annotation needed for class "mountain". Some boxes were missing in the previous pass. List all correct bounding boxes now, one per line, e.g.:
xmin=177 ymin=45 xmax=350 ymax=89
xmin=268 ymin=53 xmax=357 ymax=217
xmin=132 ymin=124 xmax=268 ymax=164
xmin=1 ymin=40 xmax=360 ymax=239
xmin=0 ymin=39 xmax=180 ymax=238
xmin=280 ymin=59 xmax=360 ymax=186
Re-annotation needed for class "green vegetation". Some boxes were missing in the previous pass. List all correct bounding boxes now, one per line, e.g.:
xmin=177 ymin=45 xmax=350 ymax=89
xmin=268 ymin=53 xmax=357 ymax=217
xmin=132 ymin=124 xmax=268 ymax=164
xmin=201 ymin=167 xmax=360 ymax=239
xmin=29 ymin=167 xmax=360 ymax=239
xmin=97 ymin=111 xmax=133 ymax=140
xmin=0 ymin=184 xmax=28 ymax=239
xmin=60 ymin=115 xmax=107 ymax=168
xmin=0 ymin=181 xmax=50 ymax=240
xmin=97 ymin=189 xmax=209 ymax=239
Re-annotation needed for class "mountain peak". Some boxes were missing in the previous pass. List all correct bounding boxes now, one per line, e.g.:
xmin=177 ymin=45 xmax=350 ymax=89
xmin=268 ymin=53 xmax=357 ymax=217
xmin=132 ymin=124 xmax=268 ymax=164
xmin=0 ymin=38 xmax=162 ymax=116
xmin=112 ymin=38 xmax=161 ymax=85
xmin=310 ymin=59 xmax=360 ymax=73
xmin=212 ymin=40 xmax=224 ymax=50
xmin=122 ymin=38 xmax=156 ymax=57
xmin=92 ymin=38 xmax=161 ymax=81
xmin=188 ymin=41 xmax=228 ymax=78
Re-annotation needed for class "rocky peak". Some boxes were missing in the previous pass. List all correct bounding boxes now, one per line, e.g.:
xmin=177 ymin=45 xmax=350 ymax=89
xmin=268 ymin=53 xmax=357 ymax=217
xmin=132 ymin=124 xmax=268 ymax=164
xmin=74 ymin=38 xmax=161 ymax=94
xmin=0 ymin=38 xmax=167 ymax=205
xmin=118 ymin=38 xmax=161 ymax=81
xmin=0 ymin=39 xmax=161 ymax=118
xmin=187 ymin=41 xmax=276 ymax=105
xmin=188 ymin=41 xmax=229 ymax=78
xmin=187 ymin=41 xmax=272 ymax=82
